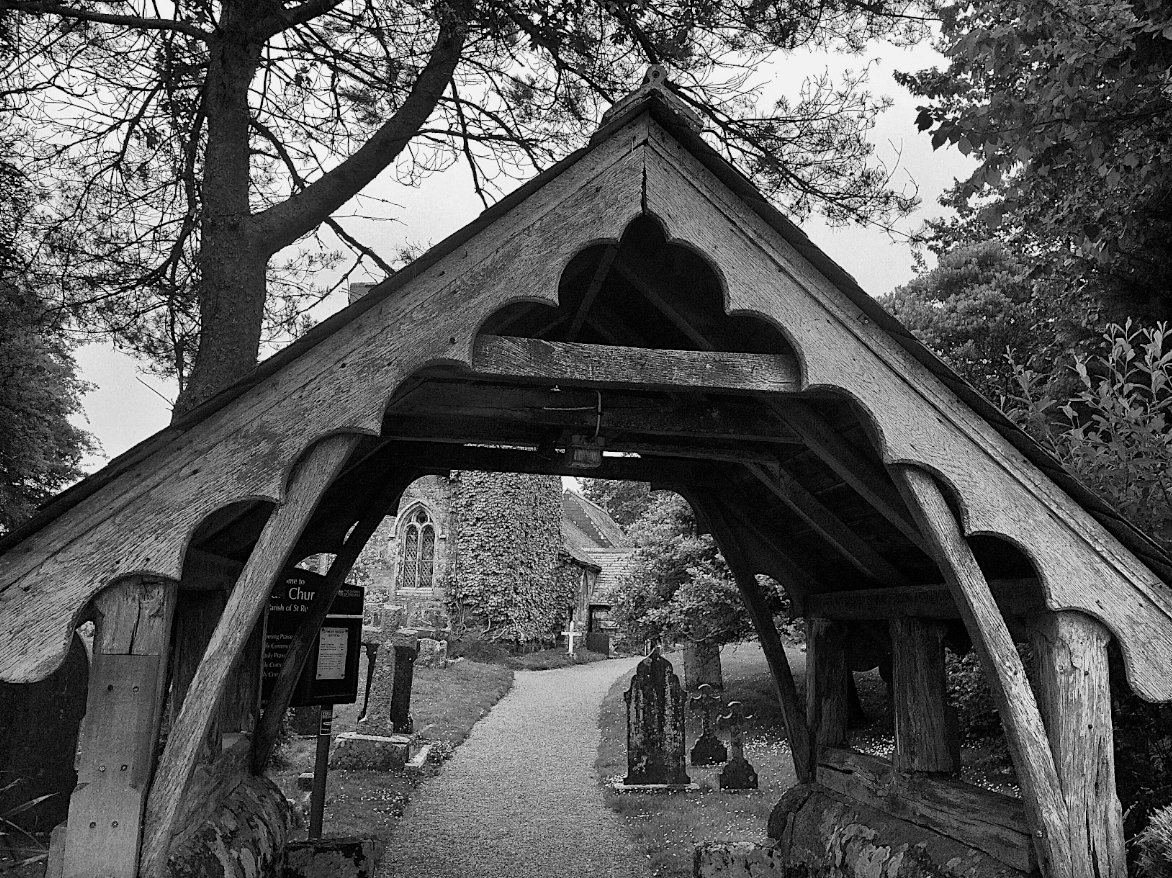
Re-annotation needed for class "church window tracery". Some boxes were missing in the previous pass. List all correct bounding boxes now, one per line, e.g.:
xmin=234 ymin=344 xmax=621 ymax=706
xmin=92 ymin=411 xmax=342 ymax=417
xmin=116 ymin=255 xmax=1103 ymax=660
xmin=399 ymin=506 xmax=436 ymax=590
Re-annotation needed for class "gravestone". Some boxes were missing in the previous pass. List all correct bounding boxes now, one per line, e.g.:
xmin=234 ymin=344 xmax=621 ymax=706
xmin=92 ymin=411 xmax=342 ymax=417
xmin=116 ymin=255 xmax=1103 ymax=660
xmin=389 ymin=642 xmax=417 ymax=734
xmin=683 ymin=641 xmax=724 ymax=690
xmin=688 ymin=684 xmax=728 ymax=766
xmin=623 ymin=648 xmax=690 ymax=786
xmin=329 ymin=626 xmax=416 ymax=770
xmin=0 ymin=632 xmax=88 ymax=831
xmin=718 ymin=700 xmax=758 ymax=790
xmin=416 ymin=637 xmax=448 ymax=669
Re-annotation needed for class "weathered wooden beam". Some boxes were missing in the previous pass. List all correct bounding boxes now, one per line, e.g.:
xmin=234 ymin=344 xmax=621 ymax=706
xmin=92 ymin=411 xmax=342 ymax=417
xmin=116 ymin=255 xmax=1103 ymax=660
xmin=467 ymin=335 xmax=800 ymax=394
xmin=769 ymin=400 xmax=928 ymax=550
xmin=804 ymin=579 xmax=1042 ymax=621
xmin=393 ymin=384 xmax=803 ymax=444
xmin=379 ymin=440 xmax=728 ymax=487
xmin=251 ymin=475 xmax=409 ymax=772
xmin=817 ymin=747 xmax=1035 ymax=872
xmin=806 ymin=618 xmax=848 ymax=754
xmin=697 ymin=496 xmax=813 ymax=782
xmin=140 ymin=434 xmax=359 ymax=878
xmin=1029 ymin=612 xmax=1126 ymax=878
xmin=747 ymin=463 xmax=907 ymax=587
xmin=61 ymin=576 xmax=177 ymax=878
xmin=891 ymin=617 xmax=959 ymax=775
xmin=566 ymin=242 xmax=619 ymax=341
xmin=891 ymin=464 xmax=1072 ymax=878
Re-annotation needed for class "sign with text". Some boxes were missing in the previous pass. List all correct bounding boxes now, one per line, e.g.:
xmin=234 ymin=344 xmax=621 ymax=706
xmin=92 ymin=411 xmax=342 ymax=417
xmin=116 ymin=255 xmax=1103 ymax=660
xmin=261 ymin=570 xmax=364 ymax=708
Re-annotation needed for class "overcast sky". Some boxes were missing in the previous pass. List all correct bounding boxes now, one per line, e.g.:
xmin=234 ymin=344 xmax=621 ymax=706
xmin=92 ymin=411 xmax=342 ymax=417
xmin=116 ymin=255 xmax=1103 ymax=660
xmin=71 ymin=40 xmax=974 ymax=472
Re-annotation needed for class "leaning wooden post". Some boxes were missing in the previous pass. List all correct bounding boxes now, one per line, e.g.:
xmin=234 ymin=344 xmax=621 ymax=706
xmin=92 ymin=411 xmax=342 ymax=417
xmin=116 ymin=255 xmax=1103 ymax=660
xmin=61 ymin=576 xmax=177 ymax=878
xmin=890 ymin=616 xmax=958 ymax=775
xmin=805 ymin=618 xmax=848 ymax=757
xmin=140 ymin=434 xmax=358 ymax=878
xmin=1029 ymin=611 xmax=1126 ymax=878
xmin=891 ymin=464 xmax=1072 ymax=878
xmin=251 ymin=475 xmax=407 ymax=772
xmin=699 ymin=497 xmax=813 ymax=782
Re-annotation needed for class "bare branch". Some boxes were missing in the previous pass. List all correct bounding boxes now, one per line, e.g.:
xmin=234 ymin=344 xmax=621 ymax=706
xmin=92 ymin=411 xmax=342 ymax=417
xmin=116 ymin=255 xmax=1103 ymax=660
xmin=0 ymin=1 xmax=210 ymax=38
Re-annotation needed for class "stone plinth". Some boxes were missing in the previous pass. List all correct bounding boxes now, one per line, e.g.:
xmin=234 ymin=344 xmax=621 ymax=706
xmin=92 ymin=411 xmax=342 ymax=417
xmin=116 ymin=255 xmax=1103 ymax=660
xmin=327 ymin=733 xmax=413 ymax=771
xmin=285 ymin=837 xmax=381 ymax=878
xmin=694 ymin=841 xmax=786 ymax=878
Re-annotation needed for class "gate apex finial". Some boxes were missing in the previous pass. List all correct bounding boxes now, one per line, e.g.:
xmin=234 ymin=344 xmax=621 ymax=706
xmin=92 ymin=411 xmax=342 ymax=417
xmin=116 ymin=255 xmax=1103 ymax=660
xmin=598 ymin=64 xmax=703 ymax=133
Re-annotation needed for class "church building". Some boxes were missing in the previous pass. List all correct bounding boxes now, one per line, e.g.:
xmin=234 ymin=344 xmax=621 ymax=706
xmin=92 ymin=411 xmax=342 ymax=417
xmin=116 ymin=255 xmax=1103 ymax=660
xmin=357 ymin=474 xmax=633 ymax=648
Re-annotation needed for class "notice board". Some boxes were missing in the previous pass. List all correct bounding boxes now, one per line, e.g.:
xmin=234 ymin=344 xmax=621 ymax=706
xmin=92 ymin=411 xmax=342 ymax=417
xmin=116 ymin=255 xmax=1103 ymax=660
xmin=261 ymin=569 xmax=364 ymax=708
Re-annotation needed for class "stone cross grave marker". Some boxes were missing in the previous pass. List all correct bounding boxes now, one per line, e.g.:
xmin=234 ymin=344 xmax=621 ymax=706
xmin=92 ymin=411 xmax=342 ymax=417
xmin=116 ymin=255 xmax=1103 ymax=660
xmin=687 ymin=683 xmax=728 ymax=766
xmin=562 ymin=621 xmax=579 ymax=656
xmin=718 ymin=700 xmax=758 ymax=790
xmin=623 ymin=648 xmax=690 ymax=786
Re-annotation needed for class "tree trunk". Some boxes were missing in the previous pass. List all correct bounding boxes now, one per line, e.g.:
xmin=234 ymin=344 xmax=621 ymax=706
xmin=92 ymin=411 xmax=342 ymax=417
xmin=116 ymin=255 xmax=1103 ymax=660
xmin=174 ymin=24 xmax=267 ymax=417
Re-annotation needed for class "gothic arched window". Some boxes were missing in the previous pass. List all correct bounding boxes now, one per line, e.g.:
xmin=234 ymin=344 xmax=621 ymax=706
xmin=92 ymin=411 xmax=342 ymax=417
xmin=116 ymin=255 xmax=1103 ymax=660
xmin=399 ymin=507 xmax=436 ymax=590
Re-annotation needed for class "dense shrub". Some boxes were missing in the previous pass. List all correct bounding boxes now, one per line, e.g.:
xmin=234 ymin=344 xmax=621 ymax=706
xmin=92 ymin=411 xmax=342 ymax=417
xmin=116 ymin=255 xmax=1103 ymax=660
xmin=1136 ymin=805 xmax=1172 ymax=878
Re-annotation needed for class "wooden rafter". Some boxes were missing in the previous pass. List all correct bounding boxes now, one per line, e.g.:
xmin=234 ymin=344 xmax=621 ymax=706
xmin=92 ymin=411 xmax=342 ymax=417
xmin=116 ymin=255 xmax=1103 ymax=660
xmin=746 ymin=463 xmax=907 ymax=587
xmin=566 ymin=242 xmax=619 ymax=341
xmin=769 ymin=400 xmax=927 ymax=550
xmin=696 ymin=495 xmax=813 ymax=781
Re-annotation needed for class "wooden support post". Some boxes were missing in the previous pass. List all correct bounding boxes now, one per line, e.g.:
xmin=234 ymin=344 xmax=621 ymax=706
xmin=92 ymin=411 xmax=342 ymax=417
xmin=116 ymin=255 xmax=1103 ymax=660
xmin=169 ymin=590 xmax=227 ymax=760
xmin=140 ymin=434 xmax=358 ymax=878
xmin=251 ymin=475 xmax=407 ymax=772
xmin=806 ymin=618 xmax=848 ymax=755
xmin=891 ymin=464 xmax=1073 ymax=878
xmin=890 ymin=616 xmax=959 ymax=775
xmin=698 ymin=497 xmax=812 ymax=782
xmin=1030 ymin=612 xmax=1126 ymax=878
xmin=61 ymin=577 xmax=177 ymax=878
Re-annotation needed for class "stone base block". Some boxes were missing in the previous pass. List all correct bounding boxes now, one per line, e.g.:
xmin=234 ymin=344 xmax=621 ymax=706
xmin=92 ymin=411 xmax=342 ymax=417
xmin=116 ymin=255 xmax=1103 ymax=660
xmin=285 ymin=836 xmax=381 ymax=878
xmin=327 ymin=732 xmax=413 ymax=771
xmin=694 ymin=841 xmax=786 ymax=878
xmin=296 ymin=771 xmax=314 ymax=792
xmin=610 ymin=781 xmax=699 ymax=793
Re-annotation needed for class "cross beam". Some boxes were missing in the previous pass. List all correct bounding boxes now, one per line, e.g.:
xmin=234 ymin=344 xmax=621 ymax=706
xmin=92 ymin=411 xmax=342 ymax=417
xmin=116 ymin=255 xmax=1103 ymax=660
xmin=464 ymin=335 xmax=800 ymax=394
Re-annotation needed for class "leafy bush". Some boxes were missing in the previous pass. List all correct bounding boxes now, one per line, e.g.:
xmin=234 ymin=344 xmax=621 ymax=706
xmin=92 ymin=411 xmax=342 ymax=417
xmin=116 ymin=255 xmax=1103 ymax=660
xmin=1136 ymin=805 xmax=1172 ymax=878
xmin=1004 ymin=321 xmax=1172 ymax=545
xmin=611 ymin=493 xmax=787 ymax=649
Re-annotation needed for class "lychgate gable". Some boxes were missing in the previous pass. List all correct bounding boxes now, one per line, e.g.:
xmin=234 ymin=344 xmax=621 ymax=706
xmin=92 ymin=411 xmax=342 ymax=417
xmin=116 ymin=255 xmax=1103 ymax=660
xmin=0 ymin=71 xmax=1166 ymax=878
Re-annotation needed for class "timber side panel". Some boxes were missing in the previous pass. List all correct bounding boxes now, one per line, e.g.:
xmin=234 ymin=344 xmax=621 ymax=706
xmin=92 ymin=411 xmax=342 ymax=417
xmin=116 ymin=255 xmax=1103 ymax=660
xmin=817 ymin=747 xmax=1035 ymax=872
xmin=890 ymin=617 xmax=959 ymax=775
xmin=641 ymin=117 xmax=1172 ymax=702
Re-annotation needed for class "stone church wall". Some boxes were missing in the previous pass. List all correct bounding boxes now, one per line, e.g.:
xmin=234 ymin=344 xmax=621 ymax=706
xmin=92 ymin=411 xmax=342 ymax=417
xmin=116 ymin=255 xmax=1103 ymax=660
xmin=449 ymin=471 xmax=573 ymax=643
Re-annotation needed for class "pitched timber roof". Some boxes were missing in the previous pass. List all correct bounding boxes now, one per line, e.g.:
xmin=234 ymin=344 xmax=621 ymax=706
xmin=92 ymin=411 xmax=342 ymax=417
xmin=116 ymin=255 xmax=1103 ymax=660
xmin=3 ymin=69 xmax=1172 ymax=705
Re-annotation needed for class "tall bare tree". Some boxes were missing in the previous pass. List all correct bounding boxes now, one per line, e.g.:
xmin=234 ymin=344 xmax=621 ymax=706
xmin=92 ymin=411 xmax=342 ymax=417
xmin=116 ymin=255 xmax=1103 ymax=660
xmin=2 ymin=0 xmax=926 ymax=414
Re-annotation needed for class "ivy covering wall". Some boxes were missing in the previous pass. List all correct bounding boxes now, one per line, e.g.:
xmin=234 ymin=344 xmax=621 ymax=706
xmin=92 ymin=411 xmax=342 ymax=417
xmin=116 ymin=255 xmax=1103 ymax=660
xmin=448 ymin=472 xmax=575 ymax=642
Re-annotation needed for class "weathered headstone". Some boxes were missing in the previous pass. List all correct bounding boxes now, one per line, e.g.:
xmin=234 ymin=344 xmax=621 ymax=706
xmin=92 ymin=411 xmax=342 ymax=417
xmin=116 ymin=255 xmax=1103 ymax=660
xmin=683 ymin=640 xmax=723 ymax=690
xmin=416 ymin=637 xmax=448 ymax=669
xmin=0 ymin=632 xmax=88 ymax=831
xmin=688 ymin=684 xmax=728 ymax=766
xmin=389 ymin=642 xmax=417 ymax=734
xmin=623 ymin=648 xmax=690 ymax=786
xmin=329 ymin=627 xmax=415 ymax=770
xmin=719 ymin=700 xmax=758 ymax=790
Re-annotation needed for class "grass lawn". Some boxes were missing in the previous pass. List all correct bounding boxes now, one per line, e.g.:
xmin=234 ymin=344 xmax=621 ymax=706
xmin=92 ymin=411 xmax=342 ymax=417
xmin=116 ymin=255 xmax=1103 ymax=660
xmin=267 ymin=656 xmax=513 ymax=843
xmin=597 ymin=643 xmax=802 ymax=878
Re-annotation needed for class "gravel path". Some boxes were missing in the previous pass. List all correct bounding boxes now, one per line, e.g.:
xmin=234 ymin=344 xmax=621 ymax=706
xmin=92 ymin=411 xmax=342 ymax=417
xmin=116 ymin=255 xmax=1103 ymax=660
xmin=379 ymin=657 xmax=649 ymax=878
